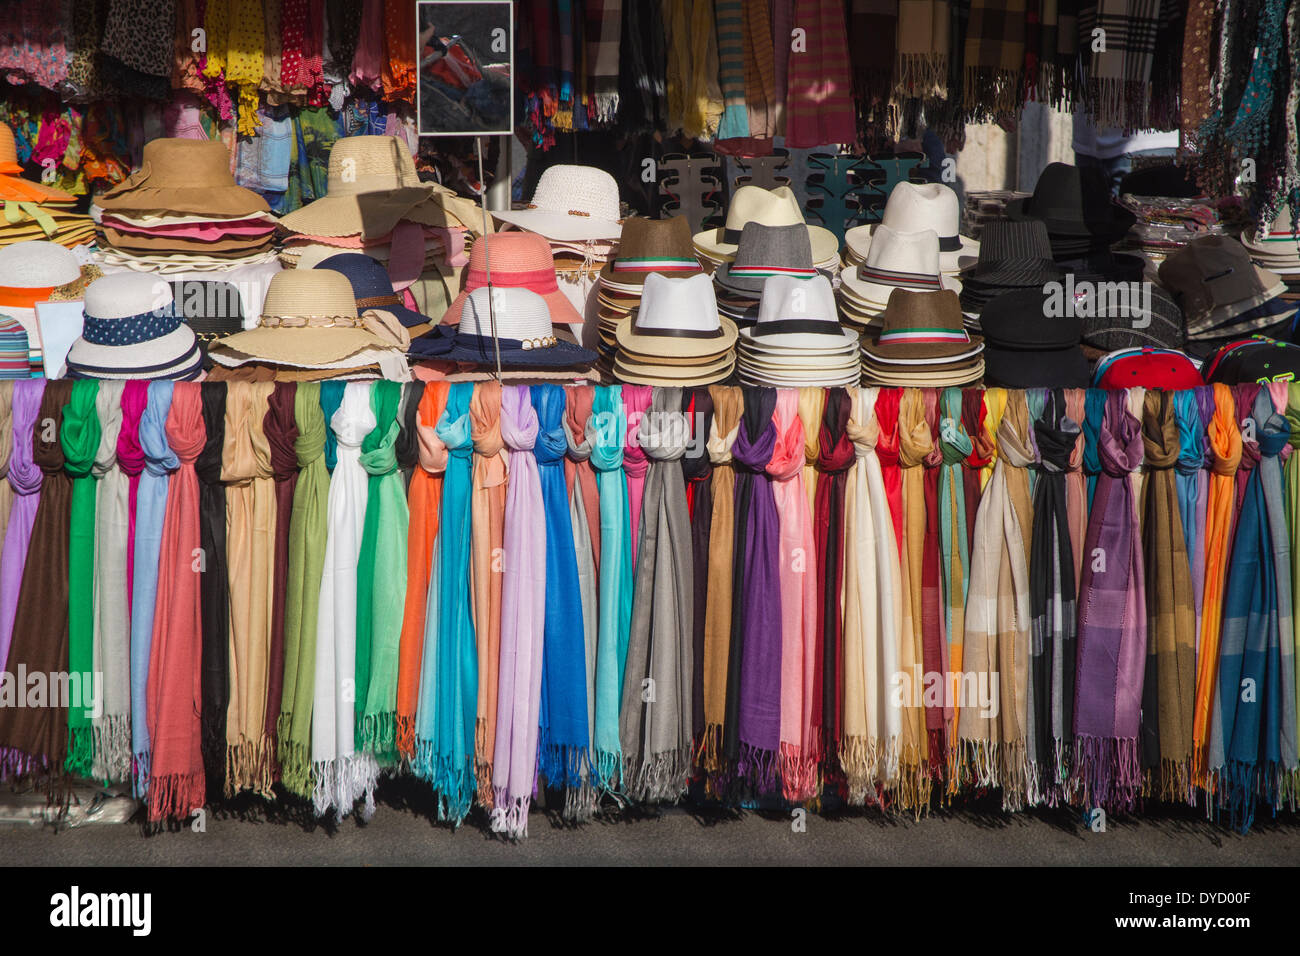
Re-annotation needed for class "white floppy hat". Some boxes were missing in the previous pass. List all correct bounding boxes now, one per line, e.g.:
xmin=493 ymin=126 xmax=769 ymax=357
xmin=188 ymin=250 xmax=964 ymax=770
xmin=493 ymin=165 xmax=623 ymax=241
xmin=694 ymin=185 xmax=839 ymax=264
xmin=844 ymin=181 xmax=979 ymax=273
xmin=840 ymin=224 xmax=963 ymax=307
xmin=65 ymin=272 xmax=202 ymax=380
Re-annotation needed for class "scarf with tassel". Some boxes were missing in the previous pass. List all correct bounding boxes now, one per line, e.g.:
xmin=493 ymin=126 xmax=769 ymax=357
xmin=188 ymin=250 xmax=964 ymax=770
xmin=492 ymin=386 xmax=546 ymax=838
xmin=62 ymin=381 xmax=100 ymax=777
xmin=262 ymin=383 xmax=298 ymax=780
xmin=1139 ymin=390 xmax=1196 ymax=804
xmin=196 ymin=383 xmax=229 ymax=800
xmin=278 ymin=383 xmax=330 ymax=798
xmin=767 ymin=391 xmax=820 ymax=802
xmin=0 ymin=380 xmax=44 ymax=671
xmin=681 ymin=389 xmax=713 ymax=751
xmin=621 ymin=387 xmax=695 ymax=801
xmin=815 ymin=388 xmax=855 ymax=774
xmin=1074 ymin=389 xmax=1146 ymax=811
xmin=589 ymin=385 xmax=632 ymax=790
xmin=937 ymin=387 xmax=972 ymax=785
xmin=962 ymin=0 xmax=1026 ymax=114
xmin=146 ymin=383 xmax=206 ymax=821
xmin=533 ymin=384 xmax=594 ymax=821
xmin=896 ymin=0 xmax=950 ymax=98
xmin=585 ymin=0 xmax=622 ymax=123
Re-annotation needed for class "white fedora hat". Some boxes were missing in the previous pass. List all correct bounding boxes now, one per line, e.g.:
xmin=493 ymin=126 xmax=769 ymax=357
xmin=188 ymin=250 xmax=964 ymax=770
xmin=844 ymin=181 xmax=979 ymax=274
xmin=615 ymin=272 xmax=738 ymax=362
xmin=65 ymin=273 xmax=202 ymax=380
xmin=738 ymin=274 xmax=857 ymax=352
xmin=493 ymin=164 xmax=623 ymax=241
xmin=694 ymin=185 xmax=839 ymax=264
xmin=840 ymin=224 xmax=962 ymax=307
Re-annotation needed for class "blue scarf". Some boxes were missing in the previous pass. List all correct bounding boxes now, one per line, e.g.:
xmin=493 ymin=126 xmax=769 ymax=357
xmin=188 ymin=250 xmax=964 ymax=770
xmin=1082 ymin=388 xmax=1106 ymax=508
xmin=414 ymin=382 xmax=477 ymax=823
xmin=320 ymin=381 xmax=346 ymax=473
xmin=532 ymin=384 xmax=593 ymax=816
xmin=130 ymin=381 xmax=176 ymax=797
xmin=1173 ymin=390 xmax=1205 ymax=578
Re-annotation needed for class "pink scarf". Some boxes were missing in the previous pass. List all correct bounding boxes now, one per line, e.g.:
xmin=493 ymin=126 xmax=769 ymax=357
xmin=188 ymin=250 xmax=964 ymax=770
xmin=622 ymin=385 xmax=653 ymax=564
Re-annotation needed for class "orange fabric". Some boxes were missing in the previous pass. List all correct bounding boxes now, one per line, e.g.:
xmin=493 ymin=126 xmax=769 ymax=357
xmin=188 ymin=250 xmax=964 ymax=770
xmin=1191 ymin=383 xmax=1241 ymax=786
xmin=382 ymin=0 xmax=417 ymax=102
xmin=0 ymin=286 xmax=55 ymax=309
xmin=395 ymin=382 xmax=450 ymax=757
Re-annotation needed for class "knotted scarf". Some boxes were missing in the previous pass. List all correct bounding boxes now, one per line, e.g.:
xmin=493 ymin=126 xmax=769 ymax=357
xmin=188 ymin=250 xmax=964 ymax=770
xmin=622 ymin=384 xmax=652 ymax=564
xmin=564 ymin=386 xmax=601 ymax=803
xmin=196 ymin=383 xmax=229 ymax=799
xmin=0 ymin=379 xmax=45 ymax=672
xmin=312 ymin=382 xmax=378 ymax=819
xmin=1285 ymin=383 xmax=1300 ymax=779
xmin=62 ymin=381 xmax=100 ymax=777
xmin=91 ymin=381 xmax=130 ymax=783
xmin=395 ymin=381 xmax=425 ymax=488
xmin=815 ymin=388 xmax=855 ymax=773
xmin=414 ymin=383 xmax=477 ymax=824
xmin=356 ymin=381 xmax=408 ymax=763
xmin=590 ymin=385 xmax=632 ymax=790
xmin=492 ymin=386 xmax=546 ymax=838
xmin=681 ymin=389 xmax=713 ymax=746
xmin=1139 ymin=390 xmax=1196 ymax=804
xmin=132 ymin=382 xmax=177 ymax=797
xmin=262 ymin=383 xmax=298 ymax=778
xmin=1074 ymin=389 xmax=1146 ymax=812
xmin=699 ymin=386 xmax=743 ymax=780
xmin=622 ymin=387 xmax=695 ymax=801
xmin=396 ymin=382 xmax=448 ymax=759
xmin=146 ymin=383 xmax=206 ymax=821
xmin=0 ymin=380 xmax=71 ymax=782
xmin=767 ymin=391 xmax=819 ymax=802
xmin=1233 ymin=385 xmax=1263 ymax=511
xmin=469 ymin=380 xmax=506 ymax=803
xmin=278 ymin=383 xmax=330 ymax=799
xmin=798 ymin=389 xmax=825 ymax=528
xmin=533 ymin=384 xmax=593 ymax=820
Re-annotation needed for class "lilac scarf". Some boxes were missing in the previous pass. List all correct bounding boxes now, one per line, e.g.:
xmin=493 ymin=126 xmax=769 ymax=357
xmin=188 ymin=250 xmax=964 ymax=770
xmin=0 ymin=379 xmax=44 ymax=669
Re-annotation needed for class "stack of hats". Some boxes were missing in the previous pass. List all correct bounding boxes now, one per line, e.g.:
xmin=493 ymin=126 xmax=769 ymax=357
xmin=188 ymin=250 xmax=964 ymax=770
xmin=1200 ymin=337 xmax=1300 ymax=384
xmin=843 ymin=181 xmax=979 ymax=277
xmin=65 ymin=273 xmax=203 ymax=381
xmin=978 ymin=288 xmax=1090 ymax=388
xmin=1092 ymin=347 xmax=1204 ymax=390
xmin=0 ymin=240 xmax=99 ymax=376
xmin=737 ymin=275 xmax=859 ymax=386
xmin=1005 ymin=162 xmax=1137 ymax=262
xmin=277 ymin=135 xmax=483 ymax=322
xmin=593 ymin=215 xmax=702 ymax=371
xmin=493 ymin=164 xmax=623 ymax=320
xmin=1158 ymin=235 xmax=1297 ymax=359
xmin=206 ymin=268 xmax=414 ymax=382
xmin=693 ymin=184 xmax=839 ymax=275
xmin=614 ymin=273 xmax=737 ymax=386
xmin=837 ymin=224 xmax=962 ymax=332
xmin=438 ymin=286 xmax=597 ymax=373
xmin=963 ymin=189 xmax=1031 ymax=241
xmin=0 ymin=124 xmax=94 ymax=249
xmin=957 ymin=220 xmax=1064 ymax=327
xmin=1242 ymin=207 xmax=1300 ymax=306
xmin=713 ymin=222 xmax=819 ymax=329
xmin=861 ymin=288 xmax=985 ymax=386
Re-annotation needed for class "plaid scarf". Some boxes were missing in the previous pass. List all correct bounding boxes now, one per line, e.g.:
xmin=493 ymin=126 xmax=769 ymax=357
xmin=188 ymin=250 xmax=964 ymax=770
xmin=1074 ymin=389 xmax=1146 ymax=812
xmin=585 ymin=0 xmax=623 ymax=124
xmin=1079 ymin=0 xmax=1163 ymax=128
xmin=962 ymin=0 xmax=1026 ymax=114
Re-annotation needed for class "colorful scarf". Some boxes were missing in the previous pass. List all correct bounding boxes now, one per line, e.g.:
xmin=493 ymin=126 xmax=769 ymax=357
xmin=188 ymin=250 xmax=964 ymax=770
xmin=681 ymin=389 xmax=713 ymax=748
xmin=815 ymin=388 xmax=855 ymax=772
xmin=61 ymin=380 xmax=100 ymax=777
xmin=713 ymin=0 xmax=750 ymax=140
xmin=0 ymin=384 xmax=11 ymax=551
xmin=262 ymin=383 xmax=298 ymax=779
xmin=937 ymin=386 xmax=972 ymax=782
xmin=622 ymin=385 xmax=652 ymax=563
xmin=584 ymin=0 xmax=623 ymax=122
xmin=564 ymin=386 xmax=601 ymax=805
xmin=784 ymin=0 xmax=857 ymax=147
xmin=1174 ymin=389 xmax=1208 ymax=639
xmin=0 ymin=380 xmax=44 ymax=675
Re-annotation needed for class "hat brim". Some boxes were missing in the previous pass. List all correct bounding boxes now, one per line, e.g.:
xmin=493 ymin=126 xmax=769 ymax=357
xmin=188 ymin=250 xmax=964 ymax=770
xmin=277 ymin=187 xmax=450 ymax=239
xmin=844 ymin=224 xmax=980 ymax=276
xmin=615 ymin=313 xmax=738 ymax=359
xmin=210 ymin=325 xmax=398 ymax=365
xmin=443 ymin=285 xmax=582 ymax=326
xmin=693 ymin=224 xmax=839 ymax=264
xmin=598 ymin=261 xmax=702 ymax=286
xmin=441 ymin=334 xmax=598 ymax=368
xmin=738 ymin=325 xmax=859 ymax=352
xmin=492 ymin=209 xmax=623 ymax=242
xmin=65 ymin=324 xmax=203 ymax=380
xmin=861 ymin=333 xmax=985 ymax=362
xmin=614 ymin=354 xmax=735 ymax=386
xmin=840 ymin=270 xmax=962 ymax=307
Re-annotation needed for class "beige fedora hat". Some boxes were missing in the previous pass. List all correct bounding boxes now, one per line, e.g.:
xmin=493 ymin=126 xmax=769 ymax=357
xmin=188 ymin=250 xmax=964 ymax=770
xmin=693 ymin=185 xmax=838 ymax=263
xmin=841 ymin=225 xmax=963 ymax=307
xmin=844 ymin=181 xmax=978 ymax=274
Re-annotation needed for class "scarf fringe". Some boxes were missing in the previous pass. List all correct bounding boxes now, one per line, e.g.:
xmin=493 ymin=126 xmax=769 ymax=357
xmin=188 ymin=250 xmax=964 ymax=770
xmin=131 ymin=749 xmax=151 ymax=799
xmin=311 ymin=753 xmax=379 ymax=821
xmin=625 ymin=746 xmax=691 ymax=804
xmin=147 ymin=771 xmax=205 ymax=822
xmin=588 ymin=92 xmax=620 ymax=125
xmin=1158 ymin=757 xmax=1193 ymax=806
xmin=961 ymin=67 xmax=1021 ymax=115
xmin=896 ymin=741 xmax=933 ymax=817
xmin=955 ymin=737 xmax=998 ymax=790
xmin=90 ymin=715 xmax=132 ymax=784
xmin=0 ymin=746 xmax=45 ymax=781
xmin=474 ymin=717 xmax=494 ymax=810
xmin=593 ymin=747 xmax=622 ymax=793
xmin=489 ymin=791 xmax=530 ymax=839
xmin=412 ymin=736 xmax=476 ymax=824
xmin=1087 ymin=79 xmax=1149 ymax=133
xmin=695 ymin=723 xmax=722 ymax=774
xmin=225 ymin=733 xmax=274 ymax=799
xmin=563 ymin=777 xmax=599 ymax=823
xmin=395 ymin=713 xmax=416 ymax=759
xmin=1073 ymin=735 xmax=1141 ymax=813
xmin=65 ymin=726 xmax=95 ymax=778
xmin=779 ymin=741 xmax=819 ymax=803
xmin=894 ymin=53 xmax=948 ymax=99
xmin=357 ymin=710 xmax=397 ymax=761
xmin=538 ymin=742 xmax=591 ymax=792
xmin=275 ymin=712 xmax=313 ymax=799
xmin=736 ymin=741 xmax=779 ymax=797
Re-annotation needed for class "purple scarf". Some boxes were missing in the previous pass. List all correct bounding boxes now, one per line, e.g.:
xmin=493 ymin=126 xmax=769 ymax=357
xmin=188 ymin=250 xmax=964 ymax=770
xmin=1074 ymin=389 xmax=1147 ymax=811
xmin=0 ymin=379 xmax=45 ymax=669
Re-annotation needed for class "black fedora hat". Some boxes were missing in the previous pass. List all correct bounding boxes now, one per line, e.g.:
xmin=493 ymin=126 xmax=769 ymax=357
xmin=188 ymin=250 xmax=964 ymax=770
xmin=1005 ymin=163 xmax=1137 ymax=240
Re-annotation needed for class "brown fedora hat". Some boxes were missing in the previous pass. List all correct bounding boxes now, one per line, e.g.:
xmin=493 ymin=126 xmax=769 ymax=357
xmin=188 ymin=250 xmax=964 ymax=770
xmin=860 ymin=287 xmax=984 ymax=361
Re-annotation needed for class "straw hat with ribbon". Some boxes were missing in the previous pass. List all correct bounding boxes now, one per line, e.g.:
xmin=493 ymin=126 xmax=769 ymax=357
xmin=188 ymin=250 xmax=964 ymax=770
xmin=494 ymin=164 xmax=623 ymax=241
xmin=0 ymin=240 xmax=98 ymax=311
xmin=438 ymin=286 xmax=598 ymax=368
xmin=693 ymin=184 xmax=839 ymax=264
xmin=0 ymin=124 xmax=76 ymax=205
xmin=65 ymin=272 xmax=203 ymax=380
xmin=442 ymin=231 xmax=583 ymax=325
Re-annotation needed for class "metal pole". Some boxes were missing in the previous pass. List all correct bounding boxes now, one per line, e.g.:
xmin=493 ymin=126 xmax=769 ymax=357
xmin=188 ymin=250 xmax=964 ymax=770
xmin=476 ymin=136 xmax=503 ymax=381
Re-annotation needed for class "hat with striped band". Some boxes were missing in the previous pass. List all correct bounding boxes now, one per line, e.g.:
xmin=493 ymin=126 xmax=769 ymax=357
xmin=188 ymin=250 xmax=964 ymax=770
xmin=599 ymin=215 xmax=702 ymax=285
xmin=861 ymin=287 xmax=983 ymax=361
xmin=843 ymin=181 xmax=979 ymax=274
xmin=840 ymin=225 xmax=962 ymax=307
xmin=439 ymin=286 xmax=597 ymax=368
xmin=714 ymin=222 xmax=818 ymax=295
xmin=738 ymin=274 xmax=857 ymax=352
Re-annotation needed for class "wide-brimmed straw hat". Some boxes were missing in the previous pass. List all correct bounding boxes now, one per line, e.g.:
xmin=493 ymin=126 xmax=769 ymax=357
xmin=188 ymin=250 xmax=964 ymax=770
xmin=96 ymin=138 xmax=271 ymax=219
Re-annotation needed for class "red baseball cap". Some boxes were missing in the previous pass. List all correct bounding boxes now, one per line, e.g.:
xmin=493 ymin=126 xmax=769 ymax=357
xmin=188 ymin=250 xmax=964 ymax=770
xmin=1093 ymin=347 xmax=1203 ymax=390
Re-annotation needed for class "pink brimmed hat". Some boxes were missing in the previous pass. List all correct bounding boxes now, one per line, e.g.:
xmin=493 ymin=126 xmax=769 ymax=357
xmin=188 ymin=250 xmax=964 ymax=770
xmin=441 ymin=232 xmax=582 ymax=325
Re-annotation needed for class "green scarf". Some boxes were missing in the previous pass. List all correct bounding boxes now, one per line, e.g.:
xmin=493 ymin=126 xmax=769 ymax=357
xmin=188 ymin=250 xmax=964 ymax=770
xmin=278 ymin=383 xmax=330 ymax=798
xmin=355 ymin=381 xmax=409 ymax=763
xmin=62 ymin=379 xmax=101 ymax=776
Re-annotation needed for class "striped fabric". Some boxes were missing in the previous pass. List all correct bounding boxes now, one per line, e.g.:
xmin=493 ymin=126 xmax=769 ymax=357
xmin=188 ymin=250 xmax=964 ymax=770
xmin=0 ymin=315 xmax=28 ymax=380
xmin=785 ymin=0 xmax=857 ymax=148
xmin=879 ymin=327 xmax=972 ymax=344
xmin=729 ymin=265 xmax=818 ymax=279
xmin=613 ymin=258 xmax=700 ymax=273
xmin=714 ymin=0 xmax=750 ymax=139
xmin=857 ymin=265 xmax=944 ymax=290
xmin=741 ymin=0 xmax=777 ymax=139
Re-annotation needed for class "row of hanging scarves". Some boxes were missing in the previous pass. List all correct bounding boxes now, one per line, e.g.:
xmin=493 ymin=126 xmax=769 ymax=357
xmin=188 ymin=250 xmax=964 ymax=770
xmin=0 ymin=378 xmax=1295 ymax=837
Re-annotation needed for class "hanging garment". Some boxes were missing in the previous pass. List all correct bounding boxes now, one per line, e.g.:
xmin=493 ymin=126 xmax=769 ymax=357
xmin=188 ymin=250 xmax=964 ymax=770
xmin=1286 ymin=383 xmax=1300 ymax=780
xmin=0 ymin=384 xmax=11 ymax=551
xmin=767 ymin=391 xmax=819 ymax=802
xmin=0 ymin=379 xmax=44 ymax=671
xmin=492 ymin=385 xmax=546 ymax=838
xmin=589 ymin=384 xmax=633 ymax=789
xmin=699 ymin=385 xmax=742 ymax=781
xmin=62 ymin=381 xmax=100 ymax=778
xmin=132 ymin=381 xmax=177 ymax=797
xmin=1074 ymin=389 xmax=1146 ymax=812
xmin=196 ymin=382 xmax=229 ymax=798
xmin=623 ymin=384 xmax=652 ymax=564
xmin=396 ymin=382 xmax=449 ymax=759
xmin=533 ymin=384 xmax=593 ymax=820
xmin=91 ymin=381 xmax=130 ymax=783
xmin=1064 ymin=389 xmax=1088 ymax=591
xmin=1174 ymin=390 xmax=1208 ymax=638
xmin=146 ymin=382 xmax=206 ymax=821
xmin=937 ymin=386 xmax=972 ymax=784
xmin=896 ymin=0 xmax=950 ymax=98
xmin=395 ymin=381 xmax=425 ymax=489
xmin=262 ymin=383 xmax=298 ymax=779
xmin=0 ymin=381 xmax=71 ymax=782
xmin=355 ymin=381 xmax=408 ymax=762
xmin=278 ymin=383 xmax=330 ymax=799
xmin=469 ymin=380 xmax=506 ymax=803
xmin=713 ymin=0 xmax=750 ymax=139
xmin=797 ymin=387 xmax=825 ymax=756
xmin=961 ymin=389 xmax=991 ymax=533
xmin=312 ymin=382 xmax=378 ymax=819
xmin=1139 ymin=390 xmax=1196 ymax=804
xmin=564 ymin=385 xmax=601 ymax=805
xmin=1082 ymin=388 xmax=1106 ymax=508
xmin=682 ymin=389 xmax=715 ymax=748
xmin=621 ymin=387 xmax=695 ymax=801
xmin=414 ymin=382 xmax=477 ymax=823
xmin=784 ymin=0 xmax=856 ymax=147
xmin=815 ymin=388 xmax=855 ymax=776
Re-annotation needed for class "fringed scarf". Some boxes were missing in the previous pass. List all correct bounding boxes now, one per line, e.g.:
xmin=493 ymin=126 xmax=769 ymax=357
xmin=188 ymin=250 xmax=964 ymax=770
xmin=0 ymin=380 xmax=43 ymax=669
xmin=622 ymin=385 xmax=652 ymax=564
xmin=896 ymin=0 xmax=950 ymax=98
xmin=146 ymin=383 xmax=206 ymax=821
xmin=278 ymin=383 xmax=330 ymax=799
xmin=783 ymin=0 xmax=856 ymax=147
xmin=196 ymin=383 xmax=229 ymax=800
xmin=681 ymin=389 xmax=713 ymax=752
xmin=262 ymin=383 xmax=298 ymax=780
xmin=699 ymin=386 xmax=743 ymax=781
xmin=767 ymin=391 xmax=820 ymax=802
xmin=937 ymin=387 xmax=972 ymax=787
xmin=62 ymin=381 xmax=100 ymax=778
xmin=589 ymin=385 xmax=633 ymax=790
xmin=469 ymin=381 xmax=506 ymax=804
xmin=491 ymin=386 xmax=546 ymax=838
xmin=1139 ymin=390 xmax=1196 ymax=804
xmin=713 ymin=0 xmax=750 ymax=140
xmin=962 ymin=0 xmax=1026 ymax=115
xmin=533 ymin=384 xmax=594 ymax=821
xmin=1083 ymin=388 xmax=1106 ymax=508
xmin=1080 ymin=0 xmax=1163 ymax=128
xmin=1074 ymin=389 xmax=1146 ymax=812
xmin=565 ymin=386 xmax=601 ymax=810
xmin=1063 ymin=389 xmax=1088 ymax=593
xmin=815 ymin=388 xmax=855 ymax=774
xmin=1028 ymin=389 xmax=1080 ymax=806
xmin=1174 ymin=389 xmax=1208 ymax=642
xmin=584 ymin=0 xmax=622 ymax=123
xmin=91 ymin=382 xmax=130 ymax=783
xmin=621 ymin=388 xmax=695 ymax=802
